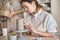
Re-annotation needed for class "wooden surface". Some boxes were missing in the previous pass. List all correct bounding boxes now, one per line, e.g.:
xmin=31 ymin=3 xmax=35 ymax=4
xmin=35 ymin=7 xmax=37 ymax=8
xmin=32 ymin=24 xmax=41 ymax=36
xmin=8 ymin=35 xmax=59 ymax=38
xmin=23 ymin=34 xmax=59 ymax=40
xmin=0 ymin=34 xmax=59 ymax=40
xmin=0 ymin=36 xmax=8 ymax=40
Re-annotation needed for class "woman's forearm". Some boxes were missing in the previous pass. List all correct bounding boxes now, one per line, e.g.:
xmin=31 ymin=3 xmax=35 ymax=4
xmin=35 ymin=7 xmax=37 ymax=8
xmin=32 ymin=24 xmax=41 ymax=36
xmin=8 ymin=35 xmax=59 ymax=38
xmin=34 ymin=31 xmax=53 ymax=37
xmin=9 ymin=10 xmax=22 ymax=18
xmin=13 ymin=10 xmax=22 ymax=16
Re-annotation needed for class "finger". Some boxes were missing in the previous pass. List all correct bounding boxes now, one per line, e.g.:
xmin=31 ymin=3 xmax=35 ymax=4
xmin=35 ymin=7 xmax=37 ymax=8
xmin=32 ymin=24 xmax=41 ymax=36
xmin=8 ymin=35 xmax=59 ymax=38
xmin=24 ymin=24 xmax=31 ymax=29
xmin=24 ymin=24 xmax=27 ymax=27
xmin=23 ymin=19 xmax=27 ymax=24
xmin=23 ymin=19 xmax=27 ymax=23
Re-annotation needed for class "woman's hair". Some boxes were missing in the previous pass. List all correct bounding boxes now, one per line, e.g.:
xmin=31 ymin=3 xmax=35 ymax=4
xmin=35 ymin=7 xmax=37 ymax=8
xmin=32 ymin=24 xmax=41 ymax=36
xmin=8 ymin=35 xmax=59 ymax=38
xmin=20 ymin=0 xmax=44 ymax=10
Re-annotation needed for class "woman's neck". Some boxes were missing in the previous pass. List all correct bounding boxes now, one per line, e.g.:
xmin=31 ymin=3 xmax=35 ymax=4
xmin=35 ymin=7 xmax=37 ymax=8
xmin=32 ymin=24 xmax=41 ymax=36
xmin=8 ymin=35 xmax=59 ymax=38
xmin=33 ymin=7 xmax=40 ymax=14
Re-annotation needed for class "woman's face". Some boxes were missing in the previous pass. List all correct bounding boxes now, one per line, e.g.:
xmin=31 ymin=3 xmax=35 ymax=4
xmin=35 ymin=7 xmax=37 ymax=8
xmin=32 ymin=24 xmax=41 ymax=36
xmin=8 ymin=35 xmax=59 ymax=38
xmin=22 ymin=1 xmax=36 ymax=14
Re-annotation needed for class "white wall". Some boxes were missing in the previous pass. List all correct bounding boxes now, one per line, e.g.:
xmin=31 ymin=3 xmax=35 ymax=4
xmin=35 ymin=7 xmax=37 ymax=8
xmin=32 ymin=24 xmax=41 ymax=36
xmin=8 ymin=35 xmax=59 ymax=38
xmin=51 ymin=0 xmax=60 ymax=32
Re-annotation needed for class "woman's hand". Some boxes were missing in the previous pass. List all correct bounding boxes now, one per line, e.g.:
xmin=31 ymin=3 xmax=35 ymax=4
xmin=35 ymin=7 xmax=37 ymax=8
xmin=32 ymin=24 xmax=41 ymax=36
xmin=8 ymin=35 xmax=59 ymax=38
xmin=9 ymin=9 xmax=22 ymax=19
xmin=9 ymin=8 xmax=15 ymax=18
xmin=23 ymin=19 xmax=37 ymax=33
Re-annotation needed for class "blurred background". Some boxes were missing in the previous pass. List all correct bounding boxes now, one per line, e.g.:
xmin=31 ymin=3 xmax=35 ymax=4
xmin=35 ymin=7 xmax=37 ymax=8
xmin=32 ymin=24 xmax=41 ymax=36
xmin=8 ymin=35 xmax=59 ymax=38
xmin=0 ymin=0 xmax=60 ymax=39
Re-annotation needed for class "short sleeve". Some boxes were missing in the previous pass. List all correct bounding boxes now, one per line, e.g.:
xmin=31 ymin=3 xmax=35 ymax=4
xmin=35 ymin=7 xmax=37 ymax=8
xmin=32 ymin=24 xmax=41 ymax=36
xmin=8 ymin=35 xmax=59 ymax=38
xmin=46 ymin=14 xmax=57 ymax=33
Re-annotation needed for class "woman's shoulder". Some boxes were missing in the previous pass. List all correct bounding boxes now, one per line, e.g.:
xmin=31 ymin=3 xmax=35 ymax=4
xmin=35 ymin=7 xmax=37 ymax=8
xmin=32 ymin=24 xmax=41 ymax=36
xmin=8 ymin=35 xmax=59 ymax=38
xmin=43 ymin=11 xmax=56 ymax=22
xmin=42 ymin=11 xmax=50 ymax=15
xmin=42 ymin=11 xmax=53 ymax=17
xmin=41 ymin=11 xmax=56 ymax=21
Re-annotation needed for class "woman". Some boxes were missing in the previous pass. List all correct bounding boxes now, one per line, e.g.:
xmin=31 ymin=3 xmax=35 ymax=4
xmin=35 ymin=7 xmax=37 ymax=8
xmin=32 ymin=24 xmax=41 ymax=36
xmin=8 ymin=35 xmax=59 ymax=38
xmin=9 ymin=0 xmax=57 ymax=37
xmin=20 ymin=0 xmax=57 ymax=37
